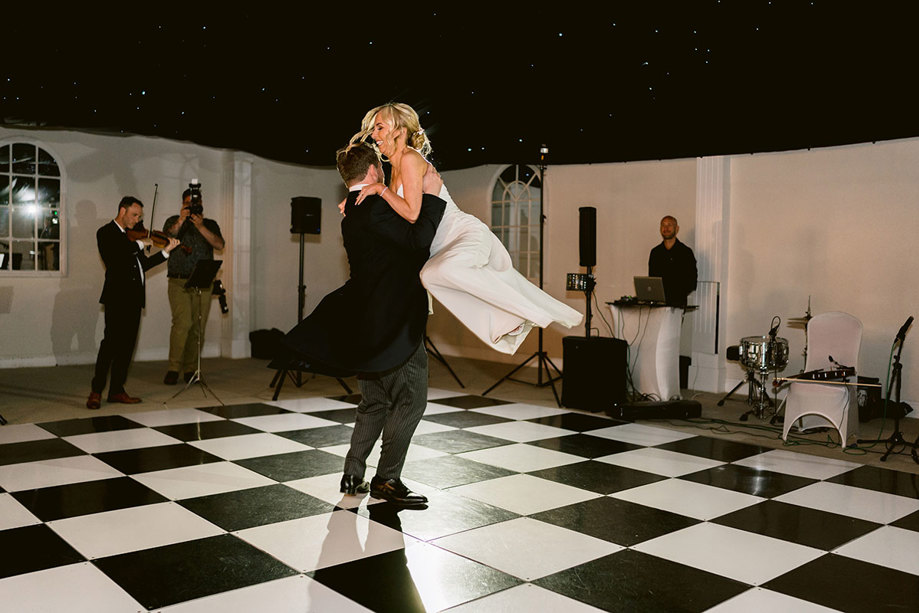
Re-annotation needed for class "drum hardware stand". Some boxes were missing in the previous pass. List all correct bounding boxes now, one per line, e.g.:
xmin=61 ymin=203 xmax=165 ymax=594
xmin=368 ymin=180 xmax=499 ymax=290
xmin=858 ymin=316 xmax=918 ymax=464
xmin=170 ymin=260 xmax=224 ymax=406
xmin=483 ymin=146 xmax=563 ymax=407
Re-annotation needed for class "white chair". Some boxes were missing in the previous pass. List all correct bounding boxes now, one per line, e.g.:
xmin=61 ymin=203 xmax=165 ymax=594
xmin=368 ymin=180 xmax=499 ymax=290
xmin=782 ymin=312 xmax=862 ymax=446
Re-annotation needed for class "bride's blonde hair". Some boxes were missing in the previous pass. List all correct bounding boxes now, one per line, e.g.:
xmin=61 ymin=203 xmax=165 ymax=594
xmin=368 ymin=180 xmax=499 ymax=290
xmin=349 ymin=102 xmax=432 ymax=159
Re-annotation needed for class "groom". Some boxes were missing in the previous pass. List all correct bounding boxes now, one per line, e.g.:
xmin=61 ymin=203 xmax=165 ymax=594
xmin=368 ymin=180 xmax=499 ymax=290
xmin=285 ymin=142 xmax=445 ymax=505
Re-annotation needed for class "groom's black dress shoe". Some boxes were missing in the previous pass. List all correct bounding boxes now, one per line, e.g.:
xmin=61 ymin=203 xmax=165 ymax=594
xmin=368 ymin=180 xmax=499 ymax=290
xmin=370 ymin=477 xmax=428 ymax=506
xmin=340 ymin=474 xmax=369 ymax=495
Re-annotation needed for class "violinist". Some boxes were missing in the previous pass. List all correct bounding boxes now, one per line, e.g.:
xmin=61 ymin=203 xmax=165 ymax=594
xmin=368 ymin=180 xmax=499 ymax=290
xmin=87 ymin=196 xmax=180 ymax=410
xmin=161 ymin=182 xmax=224 ymax=385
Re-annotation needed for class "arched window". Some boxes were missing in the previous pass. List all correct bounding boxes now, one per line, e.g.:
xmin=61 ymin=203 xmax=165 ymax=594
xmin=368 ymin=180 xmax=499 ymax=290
xmin=490 ymin=164 xmax=541 ymax=282
xmin=0 ymin=142 xmax=62 ymax=273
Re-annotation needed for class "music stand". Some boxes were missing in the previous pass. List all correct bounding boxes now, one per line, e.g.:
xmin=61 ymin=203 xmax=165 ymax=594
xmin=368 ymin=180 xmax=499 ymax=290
xmin=170 ymin=259 xmax=224 ymax=405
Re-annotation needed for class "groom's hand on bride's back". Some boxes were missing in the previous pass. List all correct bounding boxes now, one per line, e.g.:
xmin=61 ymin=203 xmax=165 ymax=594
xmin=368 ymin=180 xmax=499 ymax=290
xmin=422 ymin=167 xmax=442 ymax=195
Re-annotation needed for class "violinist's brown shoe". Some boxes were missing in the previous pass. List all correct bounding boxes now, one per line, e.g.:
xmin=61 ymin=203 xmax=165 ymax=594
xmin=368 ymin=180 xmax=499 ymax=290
xmin=86 ymin=392 xmax=102 ymax=410
xmin=107 ymin=392 xmax=142 ymax=404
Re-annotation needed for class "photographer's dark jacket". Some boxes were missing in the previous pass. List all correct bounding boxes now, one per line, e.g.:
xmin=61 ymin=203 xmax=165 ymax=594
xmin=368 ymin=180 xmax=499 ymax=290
xmin=162 ymin=216 xmax=222 ymax=278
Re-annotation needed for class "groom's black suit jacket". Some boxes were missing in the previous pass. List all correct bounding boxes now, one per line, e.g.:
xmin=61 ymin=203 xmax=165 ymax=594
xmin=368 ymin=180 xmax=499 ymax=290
xmin=284 ymin=189 xmax=446 ymax=375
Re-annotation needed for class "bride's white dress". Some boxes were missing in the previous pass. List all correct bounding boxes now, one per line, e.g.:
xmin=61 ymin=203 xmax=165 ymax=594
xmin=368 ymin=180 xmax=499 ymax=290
xmin=408 ymin=184 xmax=583 ymax=354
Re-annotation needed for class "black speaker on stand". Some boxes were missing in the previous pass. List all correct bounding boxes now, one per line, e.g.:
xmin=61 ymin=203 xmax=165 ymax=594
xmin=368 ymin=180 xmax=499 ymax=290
xmin=270 ymin=197 xmax=352 ymax=396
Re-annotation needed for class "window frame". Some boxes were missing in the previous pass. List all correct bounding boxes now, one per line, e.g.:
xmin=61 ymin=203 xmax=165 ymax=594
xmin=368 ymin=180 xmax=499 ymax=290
xmin=0 ymin=138 xmax=66 ymax=277
xmin=489 ymin=164 xmax=542 ymax=283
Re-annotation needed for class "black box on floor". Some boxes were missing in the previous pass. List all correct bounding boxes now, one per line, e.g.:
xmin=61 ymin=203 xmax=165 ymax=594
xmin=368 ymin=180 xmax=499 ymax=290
xmin=562 ymin=336 xmax=627 ymax=412
xmin=608 ymin=399 xmax=702 ymax=421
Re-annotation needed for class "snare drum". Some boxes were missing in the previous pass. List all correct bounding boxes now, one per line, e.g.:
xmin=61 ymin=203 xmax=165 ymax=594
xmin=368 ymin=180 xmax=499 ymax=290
xmin=740 ymin=335 xmax=789 ymax=370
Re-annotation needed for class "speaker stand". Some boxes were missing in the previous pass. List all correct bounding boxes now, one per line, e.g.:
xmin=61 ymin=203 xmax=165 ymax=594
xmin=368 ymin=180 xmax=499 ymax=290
xmin=425 ymin=335 xmax=464 ymax=388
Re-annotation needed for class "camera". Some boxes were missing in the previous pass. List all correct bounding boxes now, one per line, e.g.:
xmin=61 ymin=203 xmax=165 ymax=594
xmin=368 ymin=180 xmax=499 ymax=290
xmin=187 ymin=179 xmax=203 ymax=216
xmin=212 ymin=279 xmax=229 ymax=314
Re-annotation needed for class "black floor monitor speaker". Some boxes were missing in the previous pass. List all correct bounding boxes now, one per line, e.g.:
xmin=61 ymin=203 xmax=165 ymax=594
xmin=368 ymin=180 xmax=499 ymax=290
xmin=608 ymin=399 xmax=702 ymax=421
xmin=291 ymin=197 xmax=321 ymax=234
xmin=562 ymin=336 xmax=627 ymax=411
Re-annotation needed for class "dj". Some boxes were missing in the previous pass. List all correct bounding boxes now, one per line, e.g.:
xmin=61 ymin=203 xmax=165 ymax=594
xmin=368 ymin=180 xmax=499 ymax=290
xmin=648 ymin=215 xmax=697 ymax=307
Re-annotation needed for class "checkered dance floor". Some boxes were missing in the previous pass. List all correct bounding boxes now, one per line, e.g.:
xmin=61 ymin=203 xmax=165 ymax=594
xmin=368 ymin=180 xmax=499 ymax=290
xmin=2 ymin=389 xmax=919 ymax=612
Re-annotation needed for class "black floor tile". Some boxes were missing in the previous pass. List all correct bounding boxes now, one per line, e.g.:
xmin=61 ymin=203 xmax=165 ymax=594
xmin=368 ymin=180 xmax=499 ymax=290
xmin=153 ymin=419 xmax=262 ymax=441
xmin=329 ymin=393 xmax=362 ymax=404
xmin=12 ymin=476 xmax=168 ymax=522
xmin=358 ymin=491 xmax=518 ymax=541
xmin=410 ymin=430 xmax=513 ymax=454
xmin=531 ymin=496 xmax=700 ymax=546
xmin=38 ymin=415 xmax=145 ymax=437
xmin=679 ymin=464 xmax=817 ymax=498
xmin=93 ymin=534 xmax=298 ymax=610
xmin=275 ymin=424 xmax=356 ymax=447
xmin=826 ymin=464 xmax=919 ymax=499
xmin=527 ymin=412 xmax=617 ymax=432
xmin=534 ymin=549 xmax=748 ymax=612
xmin=421 ymin=411 xmax=512 ymax=429
xmin=712 ymin=500 xmax=881 ymax=551
xmin=528 ymin=461 xmax=667 ymax=495
xmin=764 ymin=553 xmax=919 ymax=613
xmin=431 ymin=395 xmax=512 ymax=409
xmin=654 ymin=435 xmax=769 ymax=462
xmin=178 ymin=484 xmax=334 ymax=531
xmin=401 ymin=455 xmax=516 ymax=489
xmin=311 ymin=535 xmax=519 ymax=613
xmin=234 ymin=449 xmax=343 ymax=482
xmin=892 ymin=509 xmax=919 ymax=532
xmin=95 ymin=443 xmax=223 ymax=474
xmin=304 ymin=407 xmax=358 ymax=424
xmin=0 ymin=524 xmax=85 ymax=579
xmin=0 ymin=437 xmax=85 ymax=467
xmin=526 ymin=433 xmax=640 ymax=458
xmin=198 ymin=403 xmax=294 ymax=419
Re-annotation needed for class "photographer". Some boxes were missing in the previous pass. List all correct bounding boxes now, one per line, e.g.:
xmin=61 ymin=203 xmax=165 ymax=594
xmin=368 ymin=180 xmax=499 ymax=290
xmin=162 ymin=181 xmax=225 ymax=385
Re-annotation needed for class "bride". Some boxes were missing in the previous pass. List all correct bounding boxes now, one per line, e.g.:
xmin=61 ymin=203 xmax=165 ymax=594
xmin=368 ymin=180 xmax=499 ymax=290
xmin=352 ymin=102 xmax=582 ymax=354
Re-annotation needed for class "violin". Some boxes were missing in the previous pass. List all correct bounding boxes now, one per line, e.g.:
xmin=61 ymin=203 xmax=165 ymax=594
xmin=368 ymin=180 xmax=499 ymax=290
xmin=126 ymin=222 xmax=192 ymax=254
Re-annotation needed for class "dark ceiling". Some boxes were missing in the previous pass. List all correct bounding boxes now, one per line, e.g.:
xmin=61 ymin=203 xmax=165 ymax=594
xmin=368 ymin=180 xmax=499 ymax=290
xmin=2 ymin=4 xmax=917 ymax=170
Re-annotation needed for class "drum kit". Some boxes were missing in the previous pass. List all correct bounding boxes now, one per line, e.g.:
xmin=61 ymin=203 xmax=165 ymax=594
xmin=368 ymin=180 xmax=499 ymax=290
xmin=718 ymin=306 xmax=812 ymax=421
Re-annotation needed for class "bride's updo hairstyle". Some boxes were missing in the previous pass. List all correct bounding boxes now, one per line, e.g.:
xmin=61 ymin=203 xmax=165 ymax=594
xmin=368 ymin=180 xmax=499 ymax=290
xmin=352 ymin=102 xmax=433 ymax=159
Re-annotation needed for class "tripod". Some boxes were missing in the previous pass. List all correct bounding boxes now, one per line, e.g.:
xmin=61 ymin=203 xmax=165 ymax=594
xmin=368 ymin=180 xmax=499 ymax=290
xmin=718 ymin=365 xmax=777 ymax=422
xmin=171 ymin=260 xmax=224 ymax=405
xmin=860 ymin=316 xmax=917 ymax=464
xmin=483 ymin=146 xmax=563 ymax=407
xmin=425 ymin=335 xmax=464 ymax=388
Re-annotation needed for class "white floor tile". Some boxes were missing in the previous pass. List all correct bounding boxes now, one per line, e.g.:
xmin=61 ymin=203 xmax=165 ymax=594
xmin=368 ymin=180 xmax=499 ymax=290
xmin=48 ymin=501 xmax=223 ymax=559
xmin=457 ymin=443 xmax=584 ymax=472
xmin=465 ymin=421 xmax=576 ymax=443
xmin=0 ymin=423 xmax=56 ymax=444
xmin=0 ymin=455 xmax=124 ymax=492
xmin=159 ymin=574 xmax=373 ymax=612
xmin=450 ymin=474 xmax=600 ymax=515
xmin=0 ymin=562 xmax=143 ymax=612
xmin=425 ymin=387 xmax=461 ymax=400
xmin=733 ymin=449 xmax=860 ymax=480
xmin=123 ymin=408 xmax=226 ymax=427
xmin=0 ymin=492 xmax=41 ymax=530
xmin=632 ymin=522 xmax=823 ymax=585
xmin=285 ymin=473 xmax=373 ymax=510
xmin=231 ymin=413 xmax=340 ymax=432
xmin=611 ymin=478 xmax=763 ymax=520
xmin=412 ymin=420 xmax=458 ymax=435
xmin=446 ymin=583 xmax=607 ymax=612
xmin=132 ymin=461 xmax=276 ymax=500
xmin=235 ymin=509 xmax=409 ymax=572
xmin=470 ymin=403 xmax=571 ymax=421
xmin=266 ymin=397 xmax=360 ymax=413
xmin=320 ymin=441 xmax=446 ymax=467
xmin=433 ymin=517 xmax=621 ymax=581
xmin=188 ymin=432 xmax=312 ymax=460
xmin=589 ymin=422 xmax=696 ymax=446
xmin=596 ymin=447 xmax=724 ymax=477
xmin=834 ymin=525 xmax=919 ymax=576
xmin=62 ymin=428 xmax=181 ymax=454
xmin=423 ymin=402 xmax=463 ymax=415
xmin=704 ymin=587 xmax=841 ymax=612
xmin=774 ymin=481 xmax=919 ymax=524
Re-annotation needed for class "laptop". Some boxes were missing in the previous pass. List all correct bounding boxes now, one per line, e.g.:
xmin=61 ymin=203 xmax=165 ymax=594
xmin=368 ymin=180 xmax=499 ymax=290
xmin=633 ymin=276 xmax=667 ymax=304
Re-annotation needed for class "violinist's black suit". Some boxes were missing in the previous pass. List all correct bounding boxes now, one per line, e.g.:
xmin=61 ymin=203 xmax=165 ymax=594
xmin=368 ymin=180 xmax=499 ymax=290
xmin=91 ymin=221 xmax=167 ymax=396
